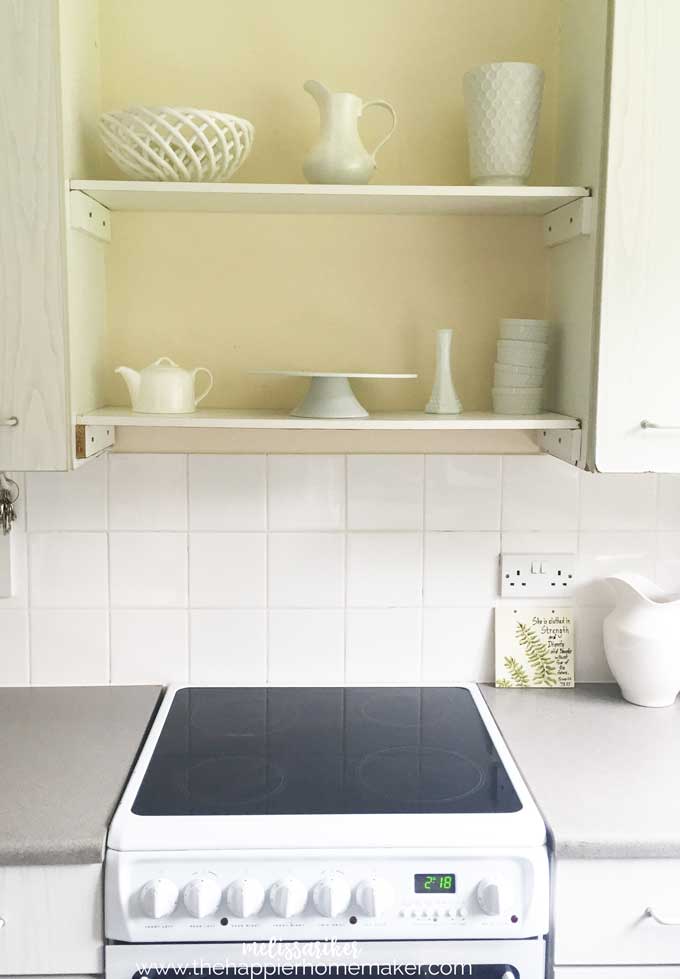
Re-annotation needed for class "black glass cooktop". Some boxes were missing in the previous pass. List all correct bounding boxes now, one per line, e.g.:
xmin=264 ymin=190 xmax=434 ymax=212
xmin=132 ymin=687 xmax=522 ymax=817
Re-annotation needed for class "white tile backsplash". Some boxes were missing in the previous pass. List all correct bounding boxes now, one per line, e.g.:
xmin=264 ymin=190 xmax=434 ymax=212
xmin=422 ymin=607 xmax=494 ymax=684
xmin=2 ymin=453 xmax=672 ymax=687
xmin=190 ymin=609 xmax=267 ymax=685
xmin=30 ymin=609 xmax=109 ymax=685
xmin=424 ymin=532 xmax=500 ymax=606
xmin=502 ymin=455 xmax=579 ymax=531
xmin=268 ymin=533 xmax=345 ymax=608
xmin=347 ymin=455 xmax=424 ymax=530
xmin=347 ymin=533 xmax=422 ymax=607
xmin=0 ymin=610 xmax=29 ymax=683
xmin=576 ymin=531 xmax=656 ymax=606
xmin=579 ymin=472 xmax=657 ymax=531
xmin=425 ymin=456 xmax=501 ymax=531
xmin=29 ymin=532 xmax=108 ymax=608
xmin=110 ymin=609 xmax=189 ymax=684
xmin=657 ymin=476 xmax=680 ymax=530
xmin=0 ymin=530 xmax=28 ymax=610
xmin=268 ymin=455 xmax=345 ymax=531
xmin=189 ymin=533 xmax=266 ymax=608
xmin=654 ymin=531 xmax=680 ymax=593
xmin=110 ymin=532 xmax=187 ymax=608
xmin=109 ymin=454 xmax=187 ymax=531
xmin=346 ymin=608 xmax=422 ymax=684
xmin=27 ymin=456 xmax=107 ymax=531
xmin=189 ymin=455 xmax=266 ymax=531
xmin=268 ymin=609 xmax=345 ymax=685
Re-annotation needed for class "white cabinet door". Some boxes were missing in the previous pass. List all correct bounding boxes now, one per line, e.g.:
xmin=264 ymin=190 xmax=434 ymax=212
xmin=0 ymin=864 xmax=102 ymax=975
xmin=0 ymin=0 xmax=69 ymax=471
xmin=595 ymin=0 xmax=680 ymax=472
xmin=555 ymin=969 xmax=680 ymax=978
xmin=554 ymin=858 xmax=680 ymax=967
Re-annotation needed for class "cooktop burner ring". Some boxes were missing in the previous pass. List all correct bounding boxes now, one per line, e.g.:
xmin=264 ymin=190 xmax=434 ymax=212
xmin=356 ymin=745 xmax=486 ymax=804
xmin=187 ymin=754 xmax=287 ymax=807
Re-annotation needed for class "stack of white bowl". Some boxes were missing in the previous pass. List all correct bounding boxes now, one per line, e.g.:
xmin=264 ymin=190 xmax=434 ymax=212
xmin=492 ymin=319 xmax=550 ymax=414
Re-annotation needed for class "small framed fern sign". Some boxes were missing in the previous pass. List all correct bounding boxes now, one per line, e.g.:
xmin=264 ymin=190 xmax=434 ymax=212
xmin=495 ymin=607 xmax=574 ymax=688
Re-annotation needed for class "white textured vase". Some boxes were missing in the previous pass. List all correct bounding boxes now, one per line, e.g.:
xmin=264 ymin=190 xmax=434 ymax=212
xmin=426 ymin=330 xmax=462 ymax=414
xmin=463 ymin=62 xmax=544 ymax=186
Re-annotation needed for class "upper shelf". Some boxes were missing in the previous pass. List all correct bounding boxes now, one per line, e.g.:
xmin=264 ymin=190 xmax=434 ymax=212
xmin=70 ymin=181 xmax=590 ymax=217
xmin=77 ymin=407 xmax=580 ymax=431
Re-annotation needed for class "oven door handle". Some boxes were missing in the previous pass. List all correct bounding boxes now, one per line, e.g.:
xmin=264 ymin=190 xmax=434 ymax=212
xmin=646 ymin=905 xmax=680 ymax=926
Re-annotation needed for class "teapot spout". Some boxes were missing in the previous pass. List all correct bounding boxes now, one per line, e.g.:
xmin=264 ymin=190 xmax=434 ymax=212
xmin=115 ymin=366 xmax=140 ymax=404
xmin=304 ymin=79 xmax=332 ymax=111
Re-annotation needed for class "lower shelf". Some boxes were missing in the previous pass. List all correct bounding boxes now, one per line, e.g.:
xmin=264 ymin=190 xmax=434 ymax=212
xmin=77 ymin=407 xmax=580 ymax=431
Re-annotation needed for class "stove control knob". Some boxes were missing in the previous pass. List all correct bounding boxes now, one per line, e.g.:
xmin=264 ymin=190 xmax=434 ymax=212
xmin=312 ymin=873 xmax=351 ymax=918
xmin=476 ymin=879 xmax=502 ymax=916
xmin=355 ymin=877 xmax=394 ymax=917
xmin=183 ymin=877 xmax=222 ymax=918
xmin=140 ymin=878 xmax=179 ymax=919
xmin=226 ymin=878 xmax=265 ymax=918
xmin=269 ymin=878 xmax=308 ymax=918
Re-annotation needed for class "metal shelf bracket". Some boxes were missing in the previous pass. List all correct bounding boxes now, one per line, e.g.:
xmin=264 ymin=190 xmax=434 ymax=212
xmin=75 ymin=423 xmax=115 ymax=461
xmin=537 ymin=427 xmax=582 ymax=466
xmin=69 ymin=190 xmax=112 ymax=243
xmin=543 ymin=197 xmax=592 ymax=247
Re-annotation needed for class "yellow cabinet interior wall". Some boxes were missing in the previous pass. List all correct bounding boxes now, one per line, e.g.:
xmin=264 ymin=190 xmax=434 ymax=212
xmin=61 ymin=0 xmax=561 ymax=421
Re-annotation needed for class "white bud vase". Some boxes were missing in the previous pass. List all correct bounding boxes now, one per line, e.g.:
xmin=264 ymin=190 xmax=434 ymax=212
xmin=426 ymin=329 xmax=462 ymax=414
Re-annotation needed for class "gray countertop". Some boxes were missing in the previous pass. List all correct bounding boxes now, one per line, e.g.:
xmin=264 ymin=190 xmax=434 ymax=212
xmin=0 ymin=685 xmax=161 ymax=865
xmin=482 ymin=683 xmax=680 ymax=859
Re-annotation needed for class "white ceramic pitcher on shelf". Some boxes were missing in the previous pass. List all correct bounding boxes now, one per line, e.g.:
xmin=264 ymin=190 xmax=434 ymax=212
xmin=604 ymin=575 xmax=680 ymax=707
xmin=302 ymin=80 xmax=397 ymax=184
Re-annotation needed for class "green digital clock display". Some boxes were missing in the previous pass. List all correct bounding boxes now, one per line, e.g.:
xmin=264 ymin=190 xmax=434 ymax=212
xmin=414 ymin=874 xmax=456 ymax=894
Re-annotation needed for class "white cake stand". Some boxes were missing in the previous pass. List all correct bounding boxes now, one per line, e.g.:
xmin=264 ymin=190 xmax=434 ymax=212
xmin=252 ymin=370 xmax=418 ymax=418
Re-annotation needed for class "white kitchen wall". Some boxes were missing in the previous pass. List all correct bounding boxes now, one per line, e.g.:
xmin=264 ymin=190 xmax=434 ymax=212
xmin=0 ymin=453 xmax=676 ymax=687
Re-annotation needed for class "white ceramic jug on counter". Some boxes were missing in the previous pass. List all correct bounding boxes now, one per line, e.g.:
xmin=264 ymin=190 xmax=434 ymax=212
xmin=604 ymin=575 xmax=680 ymax=707
xmin=302 ymin=80 xmax=397 ymax=184
xmin=115 ymin=357 xmax=213 ymax=414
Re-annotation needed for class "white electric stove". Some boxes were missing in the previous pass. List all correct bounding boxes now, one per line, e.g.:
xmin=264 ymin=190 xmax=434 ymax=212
xmin=105 ymin=685 xmax=549 ymax=979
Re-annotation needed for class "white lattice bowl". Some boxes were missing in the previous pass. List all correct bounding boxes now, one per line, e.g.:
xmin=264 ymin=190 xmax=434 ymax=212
xmin=99 ymin=106 xmax=255 ymax=182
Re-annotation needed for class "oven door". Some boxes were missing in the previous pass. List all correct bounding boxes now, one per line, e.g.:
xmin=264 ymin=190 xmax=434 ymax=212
xmin=106 ymin=938 xmax=546 ymax=979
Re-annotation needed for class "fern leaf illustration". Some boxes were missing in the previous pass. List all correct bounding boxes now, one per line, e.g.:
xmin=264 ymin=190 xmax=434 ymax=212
xmin=515 ymin=622 xmax=557 ymax=686
xmin=496 ymin=679 xmax=511 ymax=688
xmin=503 ymin=655 xmax=530 ymax=687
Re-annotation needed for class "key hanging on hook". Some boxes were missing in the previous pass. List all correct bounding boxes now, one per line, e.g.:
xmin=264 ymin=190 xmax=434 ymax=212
xmin=0 ymin=473 xmax=19 ymax=536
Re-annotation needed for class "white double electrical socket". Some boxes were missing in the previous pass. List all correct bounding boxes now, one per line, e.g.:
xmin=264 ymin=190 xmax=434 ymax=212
xmin=500 ymin=553 xmax=576 ymax=598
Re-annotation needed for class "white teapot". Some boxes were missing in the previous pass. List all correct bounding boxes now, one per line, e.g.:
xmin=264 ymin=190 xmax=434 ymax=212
xmin=115 ymin=357 xmax=213 ymax=414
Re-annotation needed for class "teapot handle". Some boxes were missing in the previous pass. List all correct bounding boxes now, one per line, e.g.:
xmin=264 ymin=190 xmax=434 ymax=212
xmin=192 ymin=367 xmax=214 ymax=406
xmin=362 ymin=99 xmax=397 ymax=160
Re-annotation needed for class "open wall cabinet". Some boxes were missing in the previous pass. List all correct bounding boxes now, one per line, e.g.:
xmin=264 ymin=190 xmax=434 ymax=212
xmin=1 ymin=0 xmax=674 ymax=471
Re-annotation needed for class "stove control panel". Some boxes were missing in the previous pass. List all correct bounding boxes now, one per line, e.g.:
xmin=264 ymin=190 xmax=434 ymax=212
xmin=106 ymin=850 xmax=548 ymax=944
